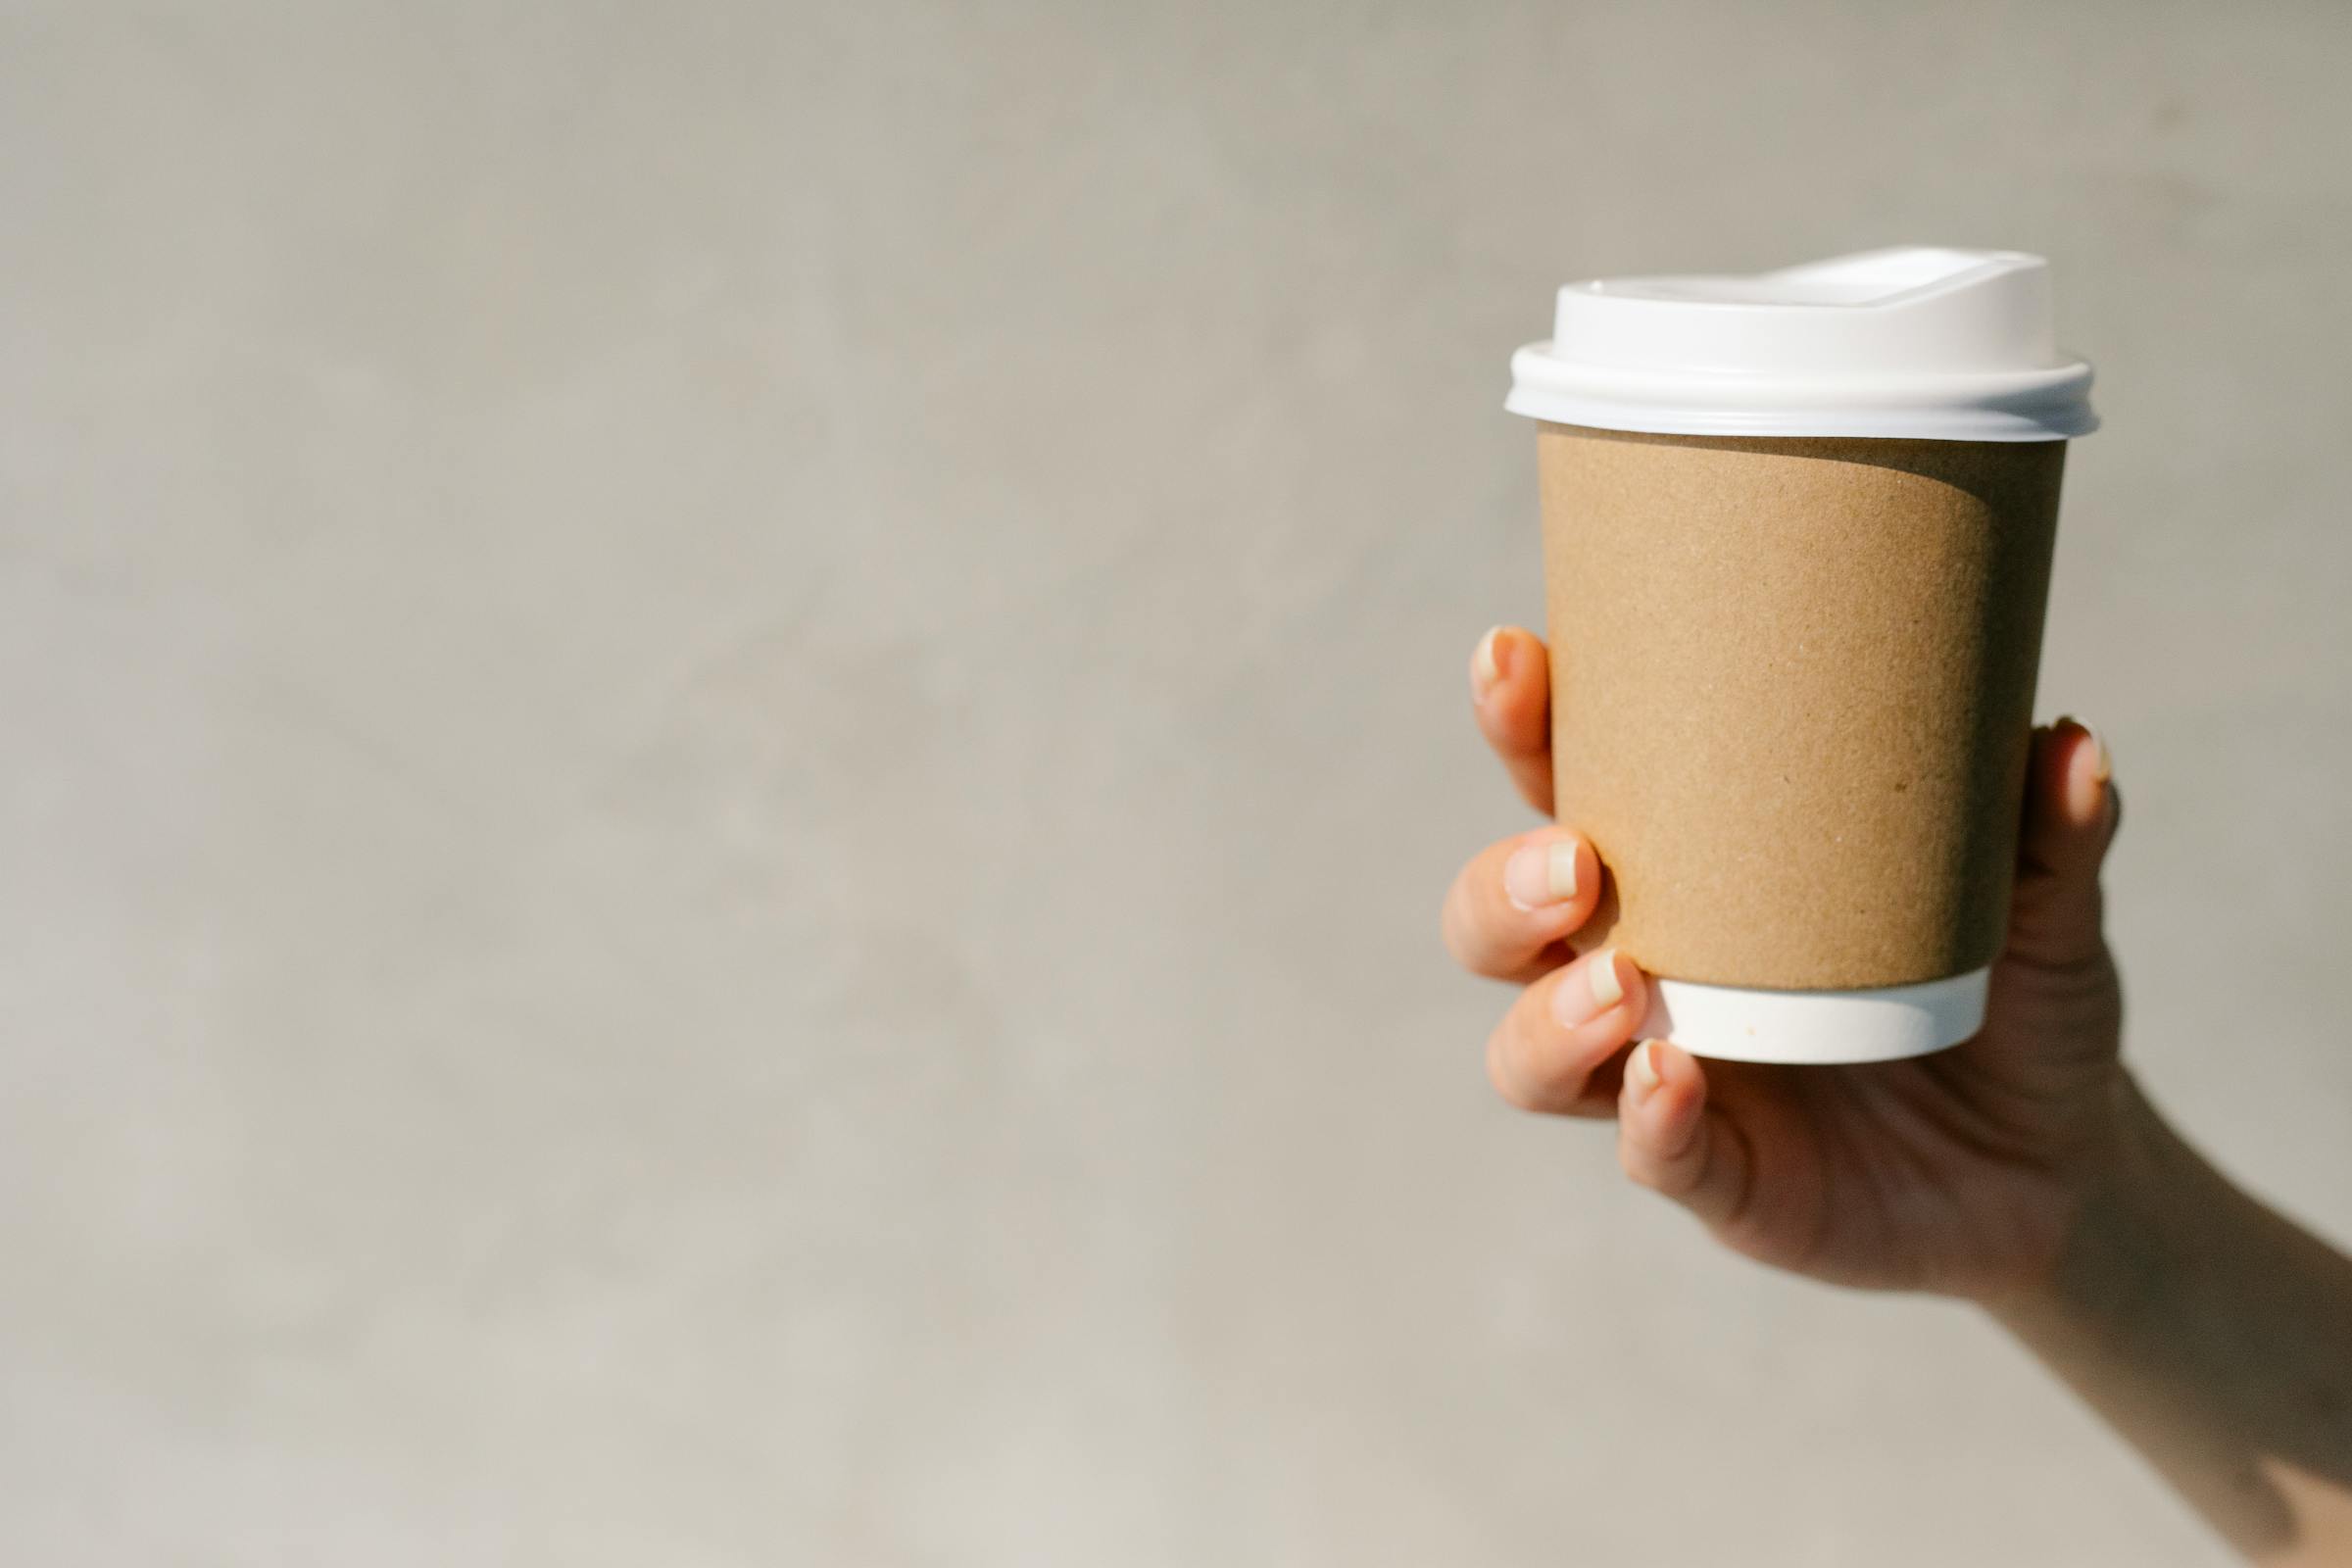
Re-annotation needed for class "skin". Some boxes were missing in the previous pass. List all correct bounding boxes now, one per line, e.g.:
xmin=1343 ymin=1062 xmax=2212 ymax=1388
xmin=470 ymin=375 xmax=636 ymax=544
xmin=1444 ymin=624 xmax=2352 ymax=1563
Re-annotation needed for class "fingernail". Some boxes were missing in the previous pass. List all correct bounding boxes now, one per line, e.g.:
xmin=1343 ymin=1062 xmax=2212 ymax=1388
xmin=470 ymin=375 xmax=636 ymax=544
xmin=1588 ymin=948 xmax=1625 ymax=1010
xmin=1472 ymin=626 xmax=1505 ymax=697
xmin=1503 ymin=836 xmax=1581 ymax=910
xmin=2084 ymin=723 xmax=2112 ymax=785
xmin=1553 ymin=949 xmax=1625 ymax=1026
xmin=2057 ymin=714 xmax=2112 ymax=785
xmin=1625 ymin=1040 xmax=1662 ymax=1105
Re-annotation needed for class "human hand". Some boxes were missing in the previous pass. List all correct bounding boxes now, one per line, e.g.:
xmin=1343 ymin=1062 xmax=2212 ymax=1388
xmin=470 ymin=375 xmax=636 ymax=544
xmin=1442 ymin=625 xmax=2126 ymax=1301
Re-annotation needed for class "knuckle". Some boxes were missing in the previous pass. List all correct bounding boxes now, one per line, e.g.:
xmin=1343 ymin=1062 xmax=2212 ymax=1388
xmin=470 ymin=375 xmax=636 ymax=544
xmin=1616 ymin=1135 xmax=1656 ymax=1189
xmin=1438 ymin=882 xmax=1470 ymax=964
xmin=1440 ymin=871 xmax=1495 ymax=967
xmin=1443 ymin=850 xmax=1508 ymax=959
xmin=1489 ymin=990 xmax=1577 ymax=1113
xmin=1485 ymin=1028 xmax=1536 ymax=1109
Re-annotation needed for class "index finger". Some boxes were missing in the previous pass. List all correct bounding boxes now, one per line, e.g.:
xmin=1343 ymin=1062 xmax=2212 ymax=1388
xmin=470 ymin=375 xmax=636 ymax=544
xmin=1469 ymin=624 xmax=1554 ymax=815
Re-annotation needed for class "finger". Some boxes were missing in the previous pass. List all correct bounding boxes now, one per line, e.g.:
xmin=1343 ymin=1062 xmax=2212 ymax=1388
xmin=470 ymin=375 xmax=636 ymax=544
xmin=2006 ymin=717 xmax=2119 ymax=970
xmin=1487 ymin=949 xmax=1648 ymax=1115
xmin=1616 ymin=1041 xmax=1753 ymax=1230
xmin=1442 ymin=825 xmax=1603 ymax=982
xmin=1469 ymin=625 xmax=1554 ymax=815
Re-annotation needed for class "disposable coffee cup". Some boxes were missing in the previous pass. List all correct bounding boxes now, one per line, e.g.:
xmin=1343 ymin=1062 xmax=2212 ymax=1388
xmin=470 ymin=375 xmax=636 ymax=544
xmin=1504 ymin=248 xmax=2097 ymax=1064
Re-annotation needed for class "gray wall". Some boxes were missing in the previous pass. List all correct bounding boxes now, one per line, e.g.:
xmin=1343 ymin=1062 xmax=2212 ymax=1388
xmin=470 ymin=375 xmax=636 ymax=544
xmin=4 ymin=1 xmax=2346 ymax=1563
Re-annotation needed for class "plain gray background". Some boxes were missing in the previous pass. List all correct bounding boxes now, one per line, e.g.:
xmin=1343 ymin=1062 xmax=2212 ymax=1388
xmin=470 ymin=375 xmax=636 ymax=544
xmin=4 ymin=1 xmax=2348 ymax=1563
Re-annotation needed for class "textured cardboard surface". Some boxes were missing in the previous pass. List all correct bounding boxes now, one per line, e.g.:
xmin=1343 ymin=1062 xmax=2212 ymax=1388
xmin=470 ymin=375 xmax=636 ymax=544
xmin=1539 ymin=424 xmax=2066 ymax=990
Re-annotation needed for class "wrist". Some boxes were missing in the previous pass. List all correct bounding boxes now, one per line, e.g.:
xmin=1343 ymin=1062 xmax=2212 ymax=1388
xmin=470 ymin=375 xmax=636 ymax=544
xmin=1985 ymin=1070 xmax=2180 ymax=1329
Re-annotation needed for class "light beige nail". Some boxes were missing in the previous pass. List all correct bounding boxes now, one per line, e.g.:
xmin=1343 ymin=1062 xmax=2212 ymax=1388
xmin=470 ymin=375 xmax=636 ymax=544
xmin=1545 ymin=839 xmax=1579 ymax=902
xmin=1588 ymin=949 xmax=1624 ymax=1009
xmin=1625 ymin=1040 xmax=1661 ymax=1100
xmin=1504 ymin=835 xmax=1583 ymax=910
xmin=2058 ymin=714 xmax=2112 ymax=785
xmin=1472 ymin=626 xmax=1502 ymax=693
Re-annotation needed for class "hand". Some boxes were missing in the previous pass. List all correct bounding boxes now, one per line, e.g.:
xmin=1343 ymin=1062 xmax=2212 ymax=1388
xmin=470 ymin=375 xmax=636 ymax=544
xmin=1442 ymin=625 xmax=2127 ymax=1301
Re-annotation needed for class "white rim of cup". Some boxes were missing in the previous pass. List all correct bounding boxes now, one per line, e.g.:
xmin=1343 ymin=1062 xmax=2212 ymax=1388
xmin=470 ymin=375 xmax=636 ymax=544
xmin=1638 ymin=968 xmax=1990 ymax=1064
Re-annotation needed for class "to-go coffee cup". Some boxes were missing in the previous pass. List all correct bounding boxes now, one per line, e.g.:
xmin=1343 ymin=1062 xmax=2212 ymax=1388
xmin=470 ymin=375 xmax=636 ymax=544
xmin=1506 ymin=247 xmax=2097 ymax=1063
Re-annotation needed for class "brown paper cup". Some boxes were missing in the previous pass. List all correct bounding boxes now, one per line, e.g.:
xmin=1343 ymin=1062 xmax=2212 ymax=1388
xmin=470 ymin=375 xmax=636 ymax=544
xmin=1538 ymin=422 xmax=2066 ymax=1032
xmin=1507 ymin=248 xmax=2094 ymax=1060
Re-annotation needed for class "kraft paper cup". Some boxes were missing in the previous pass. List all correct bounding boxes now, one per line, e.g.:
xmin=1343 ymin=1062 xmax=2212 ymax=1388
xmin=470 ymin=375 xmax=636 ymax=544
xmin=1504 ymin=248 xmax=2096 ymax=1064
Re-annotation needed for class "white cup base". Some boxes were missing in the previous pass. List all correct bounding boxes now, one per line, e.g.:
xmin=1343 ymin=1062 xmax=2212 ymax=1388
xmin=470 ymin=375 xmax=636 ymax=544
xmin=1638 ymin=968 xmax=1989 ymax=1065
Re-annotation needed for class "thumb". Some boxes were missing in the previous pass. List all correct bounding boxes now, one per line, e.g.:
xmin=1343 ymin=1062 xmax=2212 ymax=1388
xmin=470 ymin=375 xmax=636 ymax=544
xmin=2005 ymin=718 xmax=2119 ymax=972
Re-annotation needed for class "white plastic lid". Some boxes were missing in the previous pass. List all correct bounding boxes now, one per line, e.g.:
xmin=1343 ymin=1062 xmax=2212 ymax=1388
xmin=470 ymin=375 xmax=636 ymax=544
xmin=1506 ymin=247 xmax=2097 ymax=441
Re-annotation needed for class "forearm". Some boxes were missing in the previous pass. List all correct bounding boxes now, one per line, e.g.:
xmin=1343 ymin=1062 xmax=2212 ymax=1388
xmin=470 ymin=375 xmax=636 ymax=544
xmin=1991 ymin=1076 xmax=2352 ymax=1563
